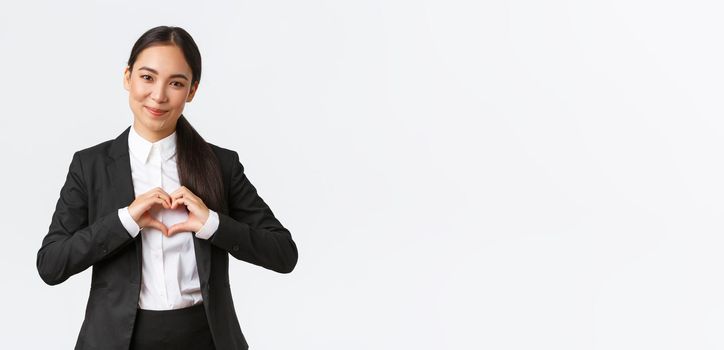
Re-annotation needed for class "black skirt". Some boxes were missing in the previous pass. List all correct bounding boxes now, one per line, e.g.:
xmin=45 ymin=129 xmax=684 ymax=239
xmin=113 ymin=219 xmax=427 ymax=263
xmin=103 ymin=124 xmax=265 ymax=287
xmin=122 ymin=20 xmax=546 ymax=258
xmin=130 ymin=302 xmax=215 ymax=350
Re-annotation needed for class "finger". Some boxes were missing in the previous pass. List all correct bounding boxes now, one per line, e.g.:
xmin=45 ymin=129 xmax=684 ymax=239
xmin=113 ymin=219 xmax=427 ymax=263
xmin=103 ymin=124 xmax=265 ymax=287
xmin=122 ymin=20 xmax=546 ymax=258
xmin=169 ymin=190 xmax=183 ymax=208
xmin=150 ymin=189 xmax=172 ymax=207
xmin=167 ymin=221 xmax=194 ymax=236
xmin=170 ymin=190 xmax=188 ymax=204
xmin=172 ymin=195 xmax=198 ymax=210
xmin=144 ymin=217 xmax=168 ymax=236
xmin=147 ymin=187 xmax=168 ymax=199
xmin=171 ymin=186 xmax=201 ymax=203
xmin=132 ymin=197 xmax=162 ymax=217
xmin=148 ymin=196 xmax=170 ymax=209
xmin=147 ymin=197 xmax=170 ymax=209
xmin=179 ymin=204 xmax=208 ymax=223
xmin=153 ymin=186 xmax=171 ymax=196
xmin=171 ymin=196 xmax=186 ymax=210
xmin=170 ymin=185 xmax=190 ymax=197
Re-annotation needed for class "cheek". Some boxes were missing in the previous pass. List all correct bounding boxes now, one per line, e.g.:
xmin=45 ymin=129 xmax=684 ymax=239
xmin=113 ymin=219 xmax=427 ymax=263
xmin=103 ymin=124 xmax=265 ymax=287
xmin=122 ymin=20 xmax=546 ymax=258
xmin=129 ymin=83 xmax=149 ymax=101
xmin=169 ymin=91 xmax=189 ymax=107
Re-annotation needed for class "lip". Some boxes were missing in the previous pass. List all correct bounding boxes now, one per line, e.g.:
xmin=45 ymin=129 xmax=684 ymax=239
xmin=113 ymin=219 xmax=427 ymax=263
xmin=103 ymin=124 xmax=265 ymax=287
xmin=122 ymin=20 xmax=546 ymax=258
xmin=144 ymin=106 xmax=168 ymax=117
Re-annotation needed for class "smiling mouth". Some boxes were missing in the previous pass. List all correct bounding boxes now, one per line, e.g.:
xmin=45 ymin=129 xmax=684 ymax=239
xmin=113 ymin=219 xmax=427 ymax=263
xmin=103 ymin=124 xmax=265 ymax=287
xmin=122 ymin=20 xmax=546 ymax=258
xmin=145 ymin=106 xmax=168 ymax=116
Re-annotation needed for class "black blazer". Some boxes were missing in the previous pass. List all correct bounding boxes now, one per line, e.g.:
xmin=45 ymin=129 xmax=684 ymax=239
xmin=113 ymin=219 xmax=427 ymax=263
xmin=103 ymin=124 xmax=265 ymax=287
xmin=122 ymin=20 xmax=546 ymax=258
xmin=36 ymin=126 xmax=298 ymax=350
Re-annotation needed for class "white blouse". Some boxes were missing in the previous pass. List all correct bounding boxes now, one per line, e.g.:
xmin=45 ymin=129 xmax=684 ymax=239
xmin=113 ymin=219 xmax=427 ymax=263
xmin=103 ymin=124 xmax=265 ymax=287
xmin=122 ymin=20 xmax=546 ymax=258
xmin=116 ymin=124 xmax=220 ymax=310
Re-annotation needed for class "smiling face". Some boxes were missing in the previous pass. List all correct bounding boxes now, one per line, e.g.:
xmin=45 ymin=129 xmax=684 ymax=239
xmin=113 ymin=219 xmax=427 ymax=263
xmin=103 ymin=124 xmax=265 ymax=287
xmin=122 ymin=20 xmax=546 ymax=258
xmin=123 ymin=44 xmax=198 ymax=142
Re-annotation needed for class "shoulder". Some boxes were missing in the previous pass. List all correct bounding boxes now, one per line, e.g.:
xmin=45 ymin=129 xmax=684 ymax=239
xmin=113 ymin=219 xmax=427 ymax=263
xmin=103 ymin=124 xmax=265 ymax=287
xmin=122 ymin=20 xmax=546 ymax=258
xmin=208 ymin=142 xmax=241 ymax=165
xmin=65 ymin=138 xmax=116 ymax=172
xmin=69 ymin=138 xmax=118 ymax=175
xmin=74 ymin=139 xmax=114 ymax=158
xmin=59 ymin=137 xmax=117 ymax=187
xmin=206 ymin=142 xmax=249 ymax=190
xmin=67 ymin=124 xmax=129 ymax=173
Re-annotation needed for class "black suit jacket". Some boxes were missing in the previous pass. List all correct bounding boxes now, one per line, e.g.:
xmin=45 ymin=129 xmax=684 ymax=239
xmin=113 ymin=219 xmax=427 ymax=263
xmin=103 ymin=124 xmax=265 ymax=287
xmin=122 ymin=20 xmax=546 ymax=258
xmin=36 ymin=126 xmax=298 ymax=350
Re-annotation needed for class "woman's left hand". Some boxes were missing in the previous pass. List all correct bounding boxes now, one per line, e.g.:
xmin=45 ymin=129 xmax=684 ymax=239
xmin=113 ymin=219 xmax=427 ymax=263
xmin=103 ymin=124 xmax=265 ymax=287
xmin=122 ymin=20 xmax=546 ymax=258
xmin=166 ymin=186 xmax=210 ymax=237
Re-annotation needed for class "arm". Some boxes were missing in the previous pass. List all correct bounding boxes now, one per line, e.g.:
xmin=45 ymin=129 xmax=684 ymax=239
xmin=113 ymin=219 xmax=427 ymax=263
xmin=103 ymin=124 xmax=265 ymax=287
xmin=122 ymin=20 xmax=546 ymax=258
xmin=36 ymin=152 xmax=134 ymax=286
xmin=209 ymin=151 xmax=298 ymax=273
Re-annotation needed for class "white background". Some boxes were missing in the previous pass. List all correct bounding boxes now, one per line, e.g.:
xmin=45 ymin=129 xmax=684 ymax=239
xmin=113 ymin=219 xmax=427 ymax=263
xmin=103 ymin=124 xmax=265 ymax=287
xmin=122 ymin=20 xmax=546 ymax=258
xmin=1 ymin=0 xmax=723 ymax=349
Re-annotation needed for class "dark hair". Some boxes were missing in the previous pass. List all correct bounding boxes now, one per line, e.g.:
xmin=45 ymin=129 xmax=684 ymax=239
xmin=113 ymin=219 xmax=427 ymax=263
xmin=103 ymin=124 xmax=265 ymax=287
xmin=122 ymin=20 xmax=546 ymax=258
xmin=127 ymin=25 xmax=226 ymax=212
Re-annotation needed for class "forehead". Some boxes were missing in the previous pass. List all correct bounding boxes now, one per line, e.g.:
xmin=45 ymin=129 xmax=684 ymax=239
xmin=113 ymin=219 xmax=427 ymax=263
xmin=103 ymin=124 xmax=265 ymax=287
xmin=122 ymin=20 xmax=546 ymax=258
xmin=134 ymin=44 xmax=192 ymax=75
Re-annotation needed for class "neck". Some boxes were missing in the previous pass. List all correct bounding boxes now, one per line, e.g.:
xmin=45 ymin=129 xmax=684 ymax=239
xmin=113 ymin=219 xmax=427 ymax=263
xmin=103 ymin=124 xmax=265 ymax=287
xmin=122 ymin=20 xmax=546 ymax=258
xmin=132 ymin=122 xmax=175 ymax=143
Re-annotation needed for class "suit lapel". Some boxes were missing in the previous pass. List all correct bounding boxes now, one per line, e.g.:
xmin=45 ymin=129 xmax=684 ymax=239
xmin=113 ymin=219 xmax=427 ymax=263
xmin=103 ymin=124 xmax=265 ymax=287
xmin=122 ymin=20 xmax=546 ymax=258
xmin=106 ymin=125 xmax=212 ymax=289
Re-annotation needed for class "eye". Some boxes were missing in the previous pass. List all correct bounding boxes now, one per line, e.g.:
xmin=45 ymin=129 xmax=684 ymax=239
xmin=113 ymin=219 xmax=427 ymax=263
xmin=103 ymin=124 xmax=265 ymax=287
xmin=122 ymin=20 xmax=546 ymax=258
xmin=140 ymin=74 xmax=152 ymax=81
xmin=171 ymin=81 xmax=185 ymax=88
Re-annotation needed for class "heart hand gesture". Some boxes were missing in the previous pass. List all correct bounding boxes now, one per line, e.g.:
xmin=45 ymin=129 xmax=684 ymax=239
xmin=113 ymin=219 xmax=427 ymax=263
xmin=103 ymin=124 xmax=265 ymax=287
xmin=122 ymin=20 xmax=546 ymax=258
xmin=128 ymin=186 xmax=210 ymax=237
xmin=128 ymin=187 xmax=172 ymax=236
xmin=167 ymin=186 xmax=210 ymax=236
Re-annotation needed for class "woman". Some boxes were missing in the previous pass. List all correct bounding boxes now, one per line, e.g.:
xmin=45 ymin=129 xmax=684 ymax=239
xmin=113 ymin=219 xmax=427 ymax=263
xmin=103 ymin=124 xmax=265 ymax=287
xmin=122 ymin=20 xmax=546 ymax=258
xmin=36 ymin=26 xmax=298 ymax=350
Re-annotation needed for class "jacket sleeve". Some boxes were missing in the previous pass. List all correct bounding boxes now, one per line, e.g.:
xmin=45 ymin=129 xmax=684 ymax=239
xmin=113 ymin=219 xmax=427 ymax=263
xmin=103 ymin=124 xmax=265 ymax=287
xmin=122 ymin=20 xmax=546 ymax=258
xmin=209 ymin=151 xmax=298 ymax=273
xmin=37 ymin=151 xmax=134 ymax=286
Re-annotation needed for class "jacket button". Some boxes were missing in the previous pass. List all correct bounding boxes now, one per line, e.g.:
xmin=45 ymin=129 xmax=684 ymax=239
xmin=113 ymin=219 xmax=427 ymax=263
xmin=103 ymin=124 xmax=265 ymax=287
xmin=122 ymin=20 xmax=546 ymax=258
xmin=232 ymin=245 xmax=239 ymax=251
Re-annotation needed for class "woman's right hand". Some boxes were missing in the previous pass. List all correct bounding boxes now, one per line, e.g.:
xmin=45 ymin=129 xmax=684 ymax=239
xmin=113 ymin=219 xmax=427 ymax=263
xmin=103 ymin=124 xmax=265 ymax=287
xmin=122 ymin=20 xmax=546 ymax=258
xmin=128 ymin=187 xmax=172 ymax=236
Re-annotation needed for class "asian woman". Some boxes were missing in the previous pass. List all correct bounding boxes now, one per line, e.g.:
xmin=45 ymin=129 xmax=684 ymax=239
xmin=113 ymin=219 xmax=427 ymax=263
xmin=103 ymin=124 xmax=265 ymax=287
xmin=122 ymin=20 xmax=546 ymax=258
xmin=36 ymin=25 xmax=298 ymax=350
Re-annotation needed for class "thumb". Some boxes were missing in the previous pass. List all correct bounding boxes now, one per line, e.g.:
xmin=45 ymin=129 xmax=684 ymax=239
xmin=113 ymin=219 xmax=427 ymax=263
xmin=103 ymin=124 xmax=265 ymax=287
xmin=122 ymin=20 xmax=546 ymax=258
xmin=143 ymin=218 xmax=168 ymax=236
xmin=168 ymin=221 xmax=194 ymax=237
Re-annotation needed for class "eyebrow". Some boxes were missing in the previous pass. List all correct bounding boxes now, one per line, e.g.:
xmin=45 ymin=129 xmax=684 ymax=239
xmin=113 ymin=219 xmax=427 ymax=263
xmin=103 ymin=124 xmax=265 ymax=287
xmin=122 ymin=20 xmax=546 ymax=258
xmin=138 ymin=66 xmax=189 ymax=81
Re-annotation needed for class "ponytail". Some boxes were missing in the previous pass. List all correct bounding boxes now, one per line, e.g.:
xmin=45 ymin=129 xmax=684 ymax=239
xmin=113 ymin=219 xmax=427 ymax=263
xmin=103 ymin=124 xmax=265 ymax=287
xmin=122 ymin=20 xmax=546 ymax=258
xmin=176 ymin=114 xmax=226 ymax=212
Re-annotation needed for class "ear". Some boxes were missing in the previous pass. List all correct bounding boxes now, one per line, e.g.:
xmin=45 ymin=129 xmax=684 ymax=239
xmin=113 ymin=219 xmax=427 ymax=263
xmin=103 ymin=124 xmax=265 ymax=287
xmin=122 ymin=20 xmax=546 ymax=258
xmin=186 ymin=81 xmax=199 ymax=102
xmin=123 ymin=66 xmax=131 ymax=91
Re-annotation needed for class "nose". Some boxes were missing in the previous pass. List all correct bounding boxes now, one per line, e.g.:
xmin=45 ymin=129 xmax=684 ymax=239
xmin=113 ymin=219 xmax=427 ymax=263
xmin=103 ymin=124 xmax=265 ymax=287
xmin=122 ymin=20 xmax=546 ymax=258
xmin=150 ymin=83 xmax=168 ymax=103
